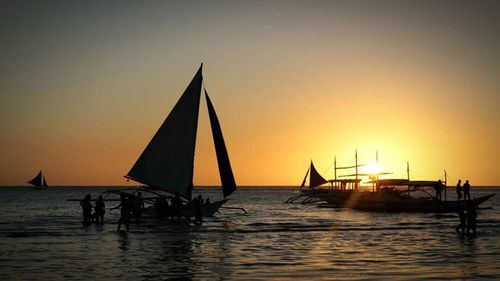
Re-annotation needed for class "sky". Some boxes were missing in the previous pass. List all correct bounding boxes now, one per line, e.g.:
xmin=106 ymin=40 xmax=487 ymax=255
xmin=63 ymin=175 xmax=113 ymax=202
xmin=0 ymin=0 xmax=499 ymax=186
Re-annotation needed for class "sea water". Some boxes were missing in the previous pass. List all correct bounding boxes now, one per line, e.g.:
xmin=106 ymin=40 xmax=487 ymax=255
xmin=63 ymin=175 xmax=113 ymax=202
xmin=0 ymin=187 xmax=499 ymax=280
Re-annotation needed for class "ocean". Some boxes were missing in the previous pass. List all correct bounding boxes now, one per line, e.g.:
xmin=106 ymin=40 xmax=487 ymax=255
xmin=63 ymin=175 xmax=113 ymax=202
xmin=0 ymin=186 xmax=499 ymax=280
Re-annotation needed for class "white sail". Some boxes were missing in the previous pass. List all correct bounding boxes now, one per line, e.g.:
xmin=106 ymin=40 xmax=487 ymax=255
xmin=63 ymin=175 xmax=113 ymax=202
xmin=126 ymin=65 xmax=203 ymax=200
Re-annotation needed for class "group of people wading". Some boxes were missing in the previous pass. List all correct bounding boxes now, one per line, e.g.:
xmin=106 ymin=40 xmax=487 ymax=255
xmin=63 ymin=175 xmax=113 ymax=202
xmin=79 ymin=192 xmax=144 ymax=232
xmin=79 ymin=191 xmax=207 ymax=231
xmin=154 ymin=192 xmax=206 ymax=225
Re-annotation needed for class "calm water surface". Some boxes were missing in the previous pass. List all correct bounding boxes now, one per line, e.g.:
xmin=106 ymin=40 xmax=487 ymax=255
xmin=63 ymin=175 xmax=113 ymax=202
xmin=0 ymin=187 xmax=499 ymax=280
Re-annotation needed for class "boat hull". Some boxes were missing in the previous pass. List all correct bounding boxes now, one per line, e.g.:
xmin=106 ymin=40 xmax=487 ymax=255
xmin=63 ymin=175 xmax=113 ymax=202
xmin=144 ymin=199 xmax=228 ymax=218
xmin=321 ymin=191 xmax=495 ymax=213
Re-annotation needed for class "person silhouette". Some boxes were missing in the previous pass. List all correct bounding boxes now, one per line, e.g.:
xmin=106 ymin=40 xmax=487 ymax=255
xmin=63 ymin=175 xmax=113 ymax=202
xmin=194 ymin=195 xmax=203 ymax=225
xmin=172 ymin=192 xmax=183 ymax=220
xmin=463 ymin=180 xmax=471 ymax=200
xmin=455 ymin=206 xmax=466 ymax=234
xmin=155 ymin=196 xmax=167 ymax=218
xmin=94 ymin=195 xmax=105 ymax=225
xmin=132 ymin=192 xmax=145 ymax=222
xmin=434 ymin=180 xmax=444 ymax=200
xmin=456 ymin=179 xmax=462 ymax=201
xmin=112 ymin=193 xmax=131 ymax=232
xmin=79 ymin=194 xmax=93 ymax=225
xmin=466 ymin=201 xmax=477 ymax=236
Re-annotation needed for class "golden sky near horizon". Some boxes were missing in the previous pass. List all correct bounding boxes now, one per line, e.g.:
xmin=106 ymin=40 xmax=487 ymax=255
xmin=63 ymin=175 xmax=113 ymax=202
xmin=0 ymin=1 xmax=499 ymax=186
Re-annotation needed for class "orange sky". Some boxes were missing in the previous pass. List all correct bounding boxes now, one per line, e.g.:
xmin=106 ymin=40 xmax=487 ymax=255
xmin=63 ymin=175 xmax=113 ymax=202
xmin=0 ymin=1 xmax=499 ymax=186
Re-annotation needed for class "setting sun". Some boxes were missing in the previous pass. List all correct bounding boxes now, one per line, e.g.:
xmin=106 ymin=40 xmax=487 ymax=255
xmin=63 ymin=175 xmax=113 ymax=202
xmin=365 ymin=162 xmax=381 ymax=176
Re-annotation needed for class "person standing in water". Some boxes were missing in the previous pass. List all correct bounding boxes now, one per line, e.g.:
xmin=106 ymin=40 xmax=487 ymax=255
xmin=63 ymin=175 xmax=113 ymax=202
xmin=172 ymin=192 xmax=183 ymax=220
xmin=93 ymin=195 xmax=105 ymax=225
xmin=132 ymin=192 xmax=145 ymax=222
xmin=456 ymin=179 xmax=462 ymax=201
xmin=466 ymin=201 xmax=477 ymax=236
xmin=112 ymin=193 xmax=132 ymax=232
xmin=455 ymin=206 xmax=466 ymax=234
xmin=80 ymin=194 xmax=93 ymax=225
xmin=194 ymin=195 xmax=203 ymax=225
xmin=463 ymin=180 xmax=471 ymax=200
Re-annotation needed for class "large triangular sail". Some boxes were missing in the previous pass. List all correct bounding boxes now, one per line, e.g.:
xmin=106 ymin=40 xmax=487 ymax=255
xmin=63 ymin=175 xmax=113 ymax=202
xmin=126 ymin=65 xmax=203 ymax=200
xmin=309 ymin=161 xmax=328 ymax=188
xmin=28 ymin=171 xmax=43 ymax=187
xmin=205 ymin=90 xmax=237 ymax=198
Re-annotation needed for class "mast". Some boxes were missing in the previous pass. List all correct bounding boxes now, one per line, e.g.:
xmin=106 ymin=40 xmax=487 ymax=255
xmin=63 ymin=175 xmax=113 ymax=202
xmin=355 ymin=149 xmax=358 ymax=190
xmin=407 ymin=161 xmax=410 ymax=196
xmin=376 ymin=150 xmax=379 ymax=181
xmin=406 ymin=161 xmax=410 ymax=180
xmin=334 ymin=156 xmax=337 ymax=190
xmin=444 ymin=169 xmax=447 ymax=201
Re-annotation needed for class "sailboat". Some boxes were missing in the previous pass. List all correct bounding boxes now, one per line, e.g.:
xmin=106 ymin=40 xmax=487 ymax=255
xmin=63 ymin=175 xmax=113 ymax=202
xmin=285 ymin=161 xmax=331 ymax=203
xmin=28 ymin=170 xmax=48 ymax=189
xmin=286 ymin=153 xmax=495 ymax=212
xmin=123 ymin=63 xmax=237 ymax=217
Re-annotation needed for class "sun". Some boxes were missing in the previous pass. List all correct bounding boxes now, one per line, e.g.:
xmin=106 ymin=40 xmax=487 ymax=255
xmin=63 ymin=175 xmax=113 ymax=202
xmin=366 ymin=162 xmax=381 ymax=175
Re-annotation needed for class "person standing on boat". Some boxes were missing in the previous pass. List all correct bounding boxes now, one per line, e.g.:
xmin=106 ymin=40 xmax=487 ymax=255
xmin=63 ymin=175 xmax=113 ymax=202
xmin=79 ymin=194 xmax=93 ymax=226
xmin=434 ymin=180 xmax=444 ymax=200
xmin=94 ymin=195 xmax=105 ymax=225
xmin=456 ymin=179 xmax=462 ymax=201
xmin=463 ymin=180 xmax=471 ymax=200
xmin=112 ymin=193 xmax=131 ymax=232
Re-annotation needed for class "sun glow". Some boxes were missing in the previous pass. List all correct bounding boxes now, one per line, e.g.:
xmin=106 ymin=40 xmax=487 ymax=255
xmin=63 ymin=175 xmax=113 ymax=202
xmin=366 ymin=162 xmax=381 ymax=175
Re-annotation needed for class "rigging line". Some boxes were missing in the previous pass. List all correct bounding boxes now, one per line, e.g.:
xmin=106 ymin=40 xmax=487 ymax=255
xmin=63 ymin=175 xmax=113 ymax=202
xmin=322 ymin=165 xmax=332 ymax=176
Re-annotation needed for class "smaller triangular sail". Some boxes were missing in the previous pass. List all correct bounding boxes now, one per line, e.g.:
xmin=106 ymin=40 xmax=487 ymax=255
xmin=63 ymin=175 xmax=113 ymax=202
xmin=42 ymin=177 xmax=48 ymax=187
xmin=299 ymin=167 xmax=310 ymax=190
xmin=205 ymin=90 xmax=237 ymax=198
xmin=309 ymin=161 xmax=328 ymax=188
xmin=28 ymin=171 xmax=43 ymax=187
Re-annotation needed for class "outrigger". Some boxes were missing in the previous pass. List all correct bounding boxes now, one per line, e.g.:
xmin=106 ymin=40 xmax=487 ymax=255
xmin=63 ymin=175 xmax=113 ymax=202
xmin=287 ymin=151 xmax=495 ymax=213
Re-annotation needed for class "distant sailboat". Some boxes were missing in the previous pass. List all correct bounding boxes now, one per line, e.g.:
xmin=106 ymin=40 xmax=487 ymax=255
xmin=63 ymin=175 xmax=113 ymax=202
xmin=300 ymin=161 xmax=328 ymax=190
xmin=28 ymin=170 xmax=48 ymax=189
xmin=285 ymin=161 xmax=330 ymax=203
xmin=124 ymin=63 xmax=237 ymax=216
